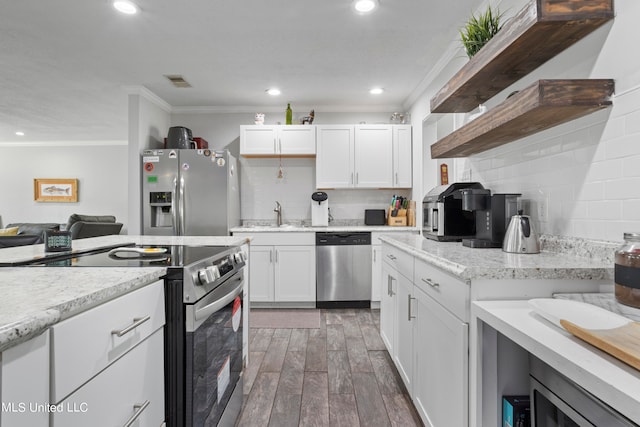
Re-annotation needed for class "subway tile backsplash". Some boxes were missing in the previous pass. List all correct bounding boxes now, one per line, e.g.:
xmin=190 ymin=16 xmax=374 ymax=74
xmin=461 ymin=86 xmax=640 ymax=243
xmin=238 ymin=157 xmax=409 ymax=224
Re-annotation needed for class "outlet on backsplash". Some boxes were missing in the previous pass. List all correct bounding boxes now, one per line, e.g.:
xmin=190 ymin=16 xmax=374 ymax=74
xmin=537 ymin=196 xmax=548 ymax=221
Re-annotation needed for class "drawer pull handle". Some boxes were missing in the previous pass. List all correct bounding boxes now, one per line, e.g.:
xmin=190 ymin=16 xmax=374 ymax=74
xmin=112 ymin=316 xmax=151 ymax=337
xmin=387 ymin=254 xmax=397 ymax=260
xmin=123 ymin=400 xmax=150 ymax=427
xmin=421 ymin=278 xmax=439 ymax=289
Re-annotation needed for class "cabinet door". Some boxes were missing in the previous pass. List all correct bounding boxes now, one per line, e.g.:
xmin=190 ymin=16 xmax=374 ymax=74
xmin=316 ymin=125 xmax=354 ymax=188
xmin=1 ymin=333 xmax=49 ymax=427
xmin=393 ymin=125 xmax=412 ymax=188
xmin=380 ymin=262 xmax=397 ymax=355
xmin=412 ymin=286 xmax=469 ymax=427
xmin=394 ymin=274 xmax=414 ymax=394
xmin=249 ymin=246 xmax=275 ymax=302
xmin=371 ymin=245 xmax=382 ymax=302
xmin=240 ymin=125 xmax=277 ymax=155
xmin=278 ymin=125 xmax=316 ymax=155
xmin=354 ymin=125 xmax=393 ymax=188
xmin=274 ymin=245 xmax=316 ymax=302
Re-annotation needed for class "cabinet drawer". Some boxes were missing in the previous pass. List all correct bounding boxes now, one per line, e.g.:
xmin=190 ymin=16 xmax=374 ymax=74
xmin=414 ymin=259 xmax=469 ymax=321
xmin=382 ymin=244 xmax=413 ymax=280
xmin=52 ymin=330 xmax=164 ymax=427
xmin=51 ymin=280 xmax=165 ymax=402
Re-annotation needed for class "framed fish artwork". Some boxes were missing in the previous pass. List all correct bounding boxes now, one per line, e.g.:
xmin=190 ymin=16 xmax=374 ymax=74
xmin=34 ymin=178 xmax=78 ymax=202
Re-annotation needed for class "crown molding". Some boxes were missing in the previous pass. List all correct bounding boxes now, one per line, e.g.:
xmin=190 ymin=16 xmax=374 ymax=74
xmin=124 ymin=86 xmax=172 ymax=113
xmin=0 ymin=140 xmax=127 ymax=147
xmin=171 ymin=104 xmax=403 ymax=114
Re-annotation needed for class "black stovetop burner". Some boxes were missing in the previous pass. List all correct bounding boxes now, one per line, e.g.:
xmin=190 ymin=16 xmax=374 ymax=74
xmin=2 ymin=243 xmax=232 ymax=268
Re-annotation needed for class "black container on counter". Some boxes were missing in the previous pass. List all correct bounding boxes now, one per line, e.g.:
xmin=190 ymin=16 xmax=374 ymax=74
xmin=44 ymin=230 xmax=72 ymax=252
xmin=615 ymin=232 xmax=640 ymax=308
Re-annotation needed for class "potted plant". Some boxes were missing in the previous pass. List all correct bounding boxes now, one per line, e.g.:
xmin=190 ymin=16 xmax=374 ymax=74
xmin=459 ymin=5 xmax=504 ymax=58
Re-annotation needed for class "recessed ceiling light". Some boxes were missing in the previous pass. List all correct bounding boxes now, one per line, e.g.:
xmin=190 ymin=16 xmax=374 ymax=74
xmin=353 ymin=0 xmax=378 ymax=14
xmin=113 ymin=1 xmax=139 ymax=15
xmin=15 ymin=131 xmax=24 ymax=136
xmin=369 ymin=87 xmax=384 ymax=95
xmin=266 ymin=88 xmax=281 ymax=96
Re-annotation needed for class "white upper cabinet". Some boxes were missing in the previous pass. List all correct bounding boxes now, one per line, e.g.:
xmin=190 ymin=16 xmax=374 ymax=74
xmin=316 ymin=125 xmax=355 ymax=188
xmin=393 ymin=125 xmax=412 ymax=188
xmin=316 ymin=124 xmax=410 ymax=189
xmin=240 ymin=125 xmax=316 ymax=156
xmin=354 ymin=125 xmax=393 ymax=188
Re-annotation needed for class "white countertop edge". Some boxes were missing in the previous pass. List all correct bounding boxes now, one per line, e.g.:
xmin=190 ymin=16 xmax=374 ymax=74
xmin=472 ymin=300 xmax=640 ymax=424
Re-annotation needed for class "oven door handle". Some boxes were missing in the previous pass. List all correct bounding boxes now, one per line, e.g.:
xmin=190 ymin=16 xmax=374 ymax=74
xmin=189 ymin=274 xmax=244 ymax=331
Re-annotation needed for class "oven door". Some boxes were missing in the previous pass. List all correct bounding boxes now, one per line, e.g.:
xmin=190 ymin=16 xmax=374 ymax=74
xmin=185 ymin=270 xmax=244 ymax=427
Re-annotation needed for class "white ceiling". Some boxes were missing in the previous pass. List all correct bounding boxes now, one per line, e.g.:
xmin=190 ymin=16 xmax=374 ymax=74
xmin=0 ymin=0 xmax=483 ymax=143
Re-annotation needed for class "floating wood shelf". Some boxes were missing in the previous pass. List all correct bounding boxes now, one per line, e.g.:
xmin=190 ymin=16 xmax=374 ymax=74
xmin=430 ymin=79 xmax=614 ymax=159
xmin=430 ymin=0 xmax=614 ymax=113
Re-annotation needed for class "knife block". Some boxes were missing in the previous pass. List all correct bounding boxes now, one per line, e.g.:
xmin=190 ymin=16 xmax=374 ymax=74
xmin=387 ymin=207 xmax=407 ymax=226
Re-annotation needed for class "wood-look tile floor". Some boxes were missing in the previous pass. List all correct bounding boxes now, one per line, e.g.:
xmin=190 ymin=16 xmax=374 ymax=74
xmin=237 ymin=309 xmax=423 ymax=427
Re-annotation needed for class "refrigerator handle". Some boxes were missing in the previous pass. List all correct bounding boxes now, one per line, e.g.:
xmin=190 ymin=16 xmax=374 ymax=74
xmin=172 ymin=177 xmax=179 ymax=235
xmin=179 ymin=176 xmax=186 ymax=236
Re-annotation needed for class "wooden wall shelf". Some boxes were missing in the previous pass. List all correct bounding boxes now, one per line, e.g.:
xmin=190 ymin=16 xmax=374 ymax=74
xmin=431 ymin=79 xmax=614 ymax=159
xmin=430 ymin=0 xmax=614 ymax=114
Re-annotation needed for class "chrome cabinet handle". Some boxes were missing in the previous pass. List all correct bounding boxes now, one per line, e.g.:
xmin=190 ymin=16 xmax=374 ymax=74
xmin=111 ymin=316 xmax=151 ymax=337
xmin=123 ymin=400 xmax=150 ymax=427
xmin=421 ymin=278 xmax=440 ymax=289
xmin=274 ymin=138 xmax=277 ymax=153
xmin=373 ymin=248 xmax=376 ymax=262
xmin=356 ymin=172 xmax=359 ymax=184
xmin=275 ymin=249 xmax=279 ymax=263
xmin=387 ymin=275 xmax=392 ymax=296
xmin=386 ymin=254 xmax=396 ymax=260
xmin=270 ymin=249 xmax=273 ymax=263
xmin=408 ymin=294 xmax=416 ymax=321
xmin=395 ymin=172 xmax=398 ymax=185
xmin=351 ymin=172 xmax=354 ymax=184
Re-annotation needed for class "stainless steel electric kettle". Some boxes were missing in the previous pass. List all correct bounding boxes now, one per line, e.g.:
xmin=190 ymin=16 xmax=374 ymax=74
xmin=502 ymin=210 xmax=540 ymax=254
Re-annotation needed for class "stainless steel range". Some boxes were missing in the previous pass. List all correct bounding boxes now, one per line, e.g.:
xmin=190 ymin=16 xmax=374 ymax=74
xmin=3 ymin=243 xmax=247 ymax=427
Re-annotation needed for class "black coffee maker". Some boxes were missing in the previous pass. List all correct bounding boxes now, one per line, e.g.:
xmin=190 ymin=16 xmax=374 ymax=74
xmin=457 ymin=189 xmax=521 ymax=248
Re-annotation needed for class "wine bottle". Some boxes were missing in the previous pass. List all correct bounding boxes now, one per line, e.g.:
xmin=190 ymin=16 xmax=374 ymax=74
xmin=286 ymin=103 xmax=292 ymax=125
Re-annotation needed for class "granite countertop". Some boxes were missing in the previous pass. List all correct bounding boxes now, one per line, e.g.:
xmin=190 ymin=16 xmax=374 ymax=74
xmin=0 ymin=234 xmax=248 ymax=352
xmin=231 ymin=225 xmax=418 ymax=233
xmin=379 ymin=234 xmax=613 ymax=282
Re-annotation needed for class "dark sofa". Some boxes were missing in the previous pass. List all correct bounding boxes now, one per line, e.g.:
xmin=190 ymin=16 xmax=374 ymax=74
xmin=0 ymin=223 xmax=60 ymax=248
xmin=65 ymin=214 xmax=123 ymax=239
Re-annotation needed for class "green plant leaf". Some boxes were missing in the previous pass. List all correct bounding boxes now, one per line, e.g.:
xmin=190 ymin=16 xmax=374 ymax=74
xmin=460 ymin=5 xmax=504 ymax=58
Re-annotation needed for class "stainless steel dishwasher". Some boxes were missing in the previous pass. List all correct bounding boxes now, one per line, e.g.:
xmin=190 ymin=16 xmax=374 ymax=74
xmin=316 ymin=232 xmax=371 ymax=308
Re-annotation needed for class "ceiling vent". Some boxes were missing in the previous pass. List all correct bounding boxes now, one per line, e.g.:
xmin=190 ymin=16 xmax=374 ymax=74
xmin=164 ymin=75 xmax=192 ymax=88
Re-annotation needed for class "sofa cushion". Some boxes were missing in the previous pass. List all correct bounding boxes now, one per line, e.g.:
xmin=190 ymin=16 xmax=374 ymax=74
xmin=66 ymin=214 xmax=116 ymax=231
xmin=0 ymin=235 xmax=43 ymax=248
xmin=0 ymin=226 xmax=19 ymax=236
xmin=6 ymin=223 xmax=60 ymax=236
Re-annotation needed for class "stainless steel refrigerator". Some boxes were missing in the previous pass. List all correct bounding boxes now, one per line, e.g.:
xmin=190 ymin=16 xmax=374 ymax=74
xmin=141 ymin=149 xmax=240 ymax=236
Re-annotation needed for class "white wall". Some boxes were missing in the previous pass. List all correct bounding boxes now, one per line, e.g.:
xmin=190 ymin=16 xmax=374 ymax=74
xmin=408 ymin=0 xmax=639 ymax=242
xmin=171 ymin=111 xmax=409 ymax=223
xmin=127 ymin=89 xmax=171 ymax=234
xmin=0 ymin=143 xmax=127 ymax=228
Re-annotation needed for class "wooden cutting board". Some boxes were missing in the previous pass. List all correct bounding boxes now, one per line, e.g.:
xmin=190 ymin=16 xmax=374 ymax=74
xmin=560 ymin=319 xmax=640 ymax=371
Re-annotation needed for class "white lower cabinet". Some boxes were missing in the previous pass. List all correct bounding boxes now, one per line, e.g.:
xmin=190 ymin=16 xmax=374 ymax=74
xmin=51 ymin=330 xmax=164 ymax=427
xmin=371 ymin=245 xmax=382 ymax=302
xmin=236 ymin=233 xmax=316 ymax=304
xmin=394 ymin=272 xmax=414 ymax=393
xmin=0 ymin=333 xmax=50 ymax=427
xmin=381 ymin=242 xmax=470 ymax=427
xmin=413 ymin=285 xmax=468 ymax=427
xmin=380 ymin=262 xmax=397 ymax=354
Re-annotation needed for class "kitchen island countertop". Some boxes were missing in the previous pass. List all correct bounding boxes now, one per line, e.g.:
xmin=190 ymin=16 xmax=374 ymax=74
xmin=231 ymin=225 xmax=418 ymax=233
xmin=0 ymin=235 xmax=248 ymax=352
xmin=379 ymin=234 xmax=613 ymax=282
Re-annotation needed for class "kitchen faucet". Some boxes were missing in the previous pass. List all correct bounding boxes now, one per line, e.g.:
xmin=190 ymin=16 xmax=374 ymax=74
xmin=274 ymin=201 xmax=282 ymax=226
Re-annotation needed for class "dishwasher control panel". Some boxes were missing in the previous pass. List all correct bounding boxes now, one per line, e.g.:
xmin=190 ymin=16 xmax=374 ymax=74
xmin=316 ymin=232 xmax=371 ymax=246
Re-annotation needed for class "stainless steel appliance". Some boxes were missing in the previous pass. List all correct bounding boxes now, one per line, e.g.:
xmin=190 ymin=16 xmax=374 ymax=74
xmin=422 ymin=182 xmax=484 ymax=241
xmin=459 ymin=189 xmax=521 ymax=248
xmin=6 ymin=243 xmax=247 ymax=427
xmin=529 ymin=355 xmax=635 ymax=426
xmin=142 ymin=149 xmax=240 ymax=236
xmin=503 ymin=210 xmax=540 ymax=254
xmin=316 ymin=232 xmax=371 ymax=308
